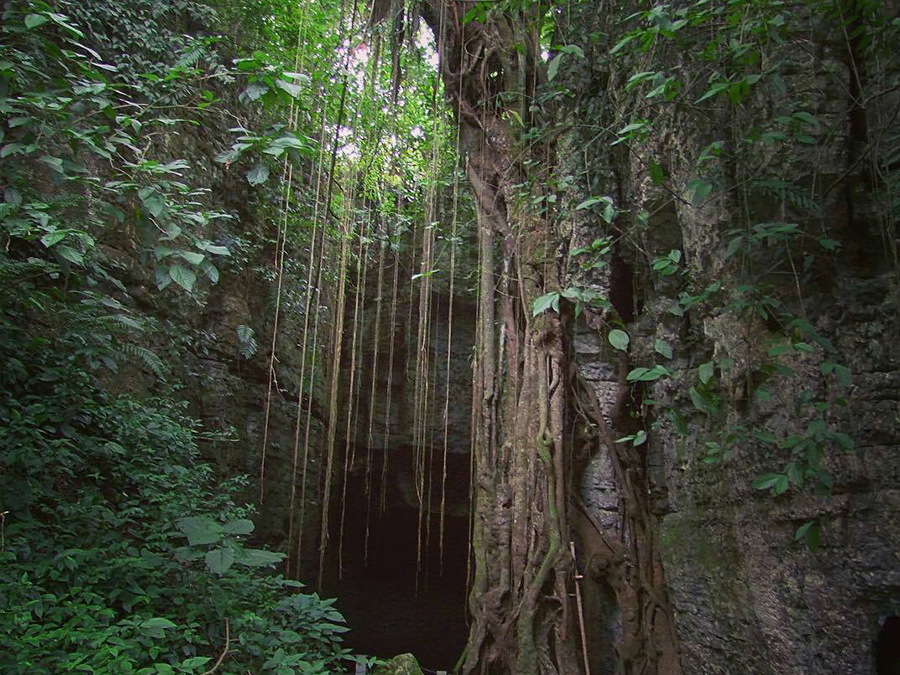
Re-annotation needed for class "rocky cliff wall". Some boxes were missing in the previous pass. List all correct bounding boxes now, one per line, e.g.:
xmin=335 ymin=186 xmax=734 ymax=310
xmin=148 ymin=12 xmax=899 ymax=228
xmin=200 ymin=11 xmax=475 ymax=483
xmin=557 ymin=1 xmax=900 ymax=673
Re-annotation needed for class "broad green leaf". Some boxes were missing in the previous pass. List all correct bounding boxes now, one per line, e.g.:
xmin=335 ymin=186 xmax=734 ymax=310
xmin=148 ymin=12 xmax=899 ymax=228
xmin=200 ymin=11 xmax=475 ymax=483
xmin=724 ymin=235 xmax=744 ymax=259
xmin=175 ymin=516 xmax=221 ymax=545
xmin=793 ymin=111 xmax=818 ymax=127
xmin=627 ymin=365 xmax=671 ymax=382
xmin=41 ymin=232 xmax=66 ymax=247
xmin=201 ymin=243 xmax=230 ymax=256
xmin=169 ymin=265 xmax=196 ymax=293
xmin=696 ymin=81 xmax=729 ymax=103
xmin=689 ymin=386 xmax=716 ymax=413
xmin=205 ymin=548 xmax=235 ymax=575
xmin=56 ymin=245 xmax=84 ymax=265
xmin=142 ymin=617 xmax=177 ymax=631
xmin=795 ymin=520 xmax=815 ymax=540
xmin=786 ymin=461 xmax=804 ymax=486
xmin=559 ymin=45 xmax=584 ymax=57
xmin=649 ymin=161 xmax=664 ymax=185
xmin=798 ymin=520 xmax=820 ymax=552
xmin=243 ymin=81 xmax=268 ymax=101
xmin=25 ymin=14 xmax=49 ymax=29
xmin=618 ymin=120 xmax=646 ymax=135
xmin=751 ymin=473 xmax=782 ymax=490
xmin=654 ymin=338 xmax=672 ymax=359
xmin=237 ymin=548 xmax=285 ymax=567
xmin=698 ymin=361 xmax=714 ymax=384
xmin=547 ymin=53 xmax=564 ymax=81
xmin=274 ymin=79 xmax=302 ymax=98
xmin=141 ymin=194 xmax=166 ymax=218
xmin=626 ymin=71 xmax=656 ymax=90
xmin=773 ymin=474 xmax=789 ymax=495
xmin=223 ymin=519 xmax=254 ymax=535
xmin=627 ymin=367 xmax=650 ymax=382
xmin=833 ymin=364 xmax=851 ymax=387
xmin=178 ymin=251 xmax=205 ymax=265
xmin=768 ymin=343 xmax=792 ymax=357
xmin=575 ymin=196 xmax=603 ymax=210
xmin=532 ymin=292 xmax=560 ymax=316
xmin=180 ymin=657 xmax=211 ymax=669
xmin=247 ymin=163 xmax=269 ymax=186
xmin=608 ymin=329 xmax=630 ymax=351
xmin=610 ymin=33 xmax=637 ymax=55
xmin=832 ymin=432 xmax=854 ymax=450
xmin=174 ymin=547 xmax=204 ymax=562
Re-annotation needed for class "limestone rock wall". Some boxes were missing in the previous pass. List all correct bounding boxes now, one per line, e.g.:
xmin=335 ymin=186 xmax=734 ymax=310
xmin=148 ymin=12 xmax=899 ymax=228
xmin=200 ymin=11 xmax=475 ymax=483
xmin=557 ymin=2 xmax=900 ymax=673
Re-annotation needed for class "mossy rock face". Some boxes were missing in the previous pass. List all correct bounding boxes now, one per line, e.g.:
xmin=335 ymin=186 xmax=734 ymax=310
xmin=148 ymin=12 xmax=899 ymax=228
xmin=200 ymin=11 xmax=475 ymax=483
xmin=372 ymin=653 xmax=425 ymax=675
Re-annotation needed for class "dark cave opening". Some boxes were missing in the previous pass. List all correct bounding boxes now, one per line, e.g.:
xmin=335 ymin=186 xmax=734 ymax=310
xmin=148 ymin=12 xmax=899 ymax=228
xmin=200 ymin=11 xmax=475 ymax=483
xmin=324 ymin=445 xmax=471 ymax=672
xmin=876 ymin=616 xmax=900 ymax=675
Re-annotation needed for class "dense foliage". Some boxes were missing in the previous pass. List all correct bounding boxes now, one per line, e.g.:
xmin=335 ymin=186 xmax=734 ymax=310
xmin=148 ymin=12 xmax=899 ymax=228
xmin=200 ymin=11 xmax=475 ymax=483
xmin=0 ymin=0 xmax=360 ymax=672
xmin=0 ymin=288 xmax=352 ymax=674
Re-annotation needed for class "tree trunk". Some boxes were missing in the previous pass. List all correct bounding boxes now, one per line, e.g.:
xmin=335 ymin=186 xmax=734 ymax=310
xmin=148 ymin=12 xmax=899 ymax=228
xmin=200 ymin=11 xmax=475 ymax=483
xmin=416 ymin=3 xmax=581 ymax=673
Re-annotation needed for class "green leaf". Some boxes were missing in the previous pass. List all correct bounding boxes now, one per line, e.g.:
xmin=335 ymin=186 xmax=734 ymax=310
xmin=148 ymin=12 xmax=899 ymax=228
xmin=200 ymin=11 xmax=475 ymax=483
xmin=532 ymin=292 xmax=560 ymax=316
xmin=696 ymin=81 xmax=730 ymax=103
xmin=654 ymin=338 xmax=672 ymax=359
xmin=698 ymin=361 xmax=714 ymax=384
xmin=689 ymin=386 xmax=716 ymax=413
xmin=274 ymin=79 xmax=302 ymax=98
xmin=575 ymin=195 xmax=610 ymax=211
xmin=243 ymin=81 xmax=268 ymax=101
xmin=175 ymin=517 xmax=222 ymax=545
xmin=618 ymin=120 xmax=647 ymax=135
xmin=771 ymin=474 xmax=789 ymax=494
xmin=768 ymin=342 xmax=793 ymax=357
xmin=169 ymin=265 xmax=197 ymax=293
xmin=547 ymin=53 xmax=564 ymax=81
xmin=178 ymin=251 xmax=205 ymax=266
xmin=799 ymin=520 xmax=820 ymax=552
xmin=833 ymin=364 xmax=851 ymax=387
xmin=205 ymin=548 xmax=235 ymax=575
xmin=608 ymin=329 xmax=630 ymax=351
xmin=141 ymin=617 xmax=177 ymax=631
xmin=649 ymin=161 xmax=664 ymax=185
xmin=179 ymin=657 xmax=211 ymax=669
xmin=41 ymin=232 xmax=67 ymax=248
xmin=786 ymin=461 xmax=804 ymax=486
xmin=751 ymin=473 xmax=782 ymax=490
xmin=223 ymin=519 xmax=255 ymax=535
xmin=25 ymin=14 xmax=49 ymax=29
xmin=627 ymin=365 xmax=671 ymax=382
xmin=795 ymin=520 xmax=814 ymax=540
xmin=200 ymin=243 xmax=231 ymax=256
xmin=724 ymin=235 xmax=744 ymax=259
xmin=56 ymin=245 xmax=84 ymax=265
xmin=627 ymin=367 xmax=650 ymax=382
xmin=247 ymin=163 xmax=269 ymax=186
xmin=237 ymin=548 xmax=285 ymax=567
xmin=141 ymin=194 xmax=166 ymax=219
xmin=610 ymin=33 xmax=637 ymax=55
xmin=832 ymin=432 xmax=854 ymax=451
xmin=792 ymin=111 xmax=818 ymax=127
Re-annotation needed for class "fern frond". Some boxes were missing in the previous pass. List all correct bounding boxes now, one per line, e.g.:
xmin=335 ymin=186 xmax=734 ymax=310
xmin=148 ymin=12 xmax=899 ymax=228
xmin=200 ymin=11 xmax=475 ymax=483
xmin=119 ymin=343 xmax=166 ymax=378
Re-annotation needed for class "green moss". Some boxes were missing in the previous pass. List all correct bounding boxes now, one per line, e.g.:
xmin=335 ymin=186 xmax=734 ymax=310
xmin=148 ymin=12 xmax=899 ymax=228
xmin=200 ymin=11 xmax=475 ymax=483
xmin=373 ymin=654 xmax=426 ymax=675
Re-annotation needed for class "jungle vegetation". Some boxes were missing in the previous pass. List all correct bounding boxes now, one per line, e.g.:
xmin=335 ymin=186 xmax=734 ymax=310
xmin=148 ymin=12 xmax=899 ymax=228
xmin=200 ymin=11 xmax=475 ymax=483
xmin=1 ymin=0 xmax=898 ymax=673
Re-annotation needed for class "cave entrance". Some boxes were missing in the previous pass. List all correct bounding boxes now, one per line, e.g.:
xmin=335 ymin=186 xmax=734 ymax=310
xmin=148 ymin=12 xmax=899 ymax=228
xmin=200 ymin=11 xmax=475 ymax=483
xmin=323 ymin=444 xmax=471 ymax=672
xmin=876 ymin=616 xmax=900 ymax=675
